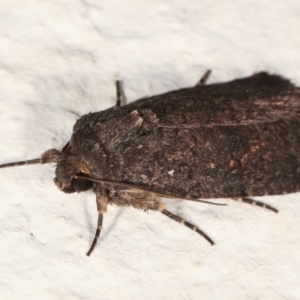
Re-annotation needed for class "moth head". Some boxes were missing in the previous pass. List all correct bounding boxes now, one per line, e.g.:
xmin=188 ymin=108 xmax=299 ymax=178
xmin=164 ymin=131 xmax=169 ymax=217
xmin=51 ymin=142 xmax=93 ymax=194
xmin=0 ymin=141 xmax=94 ymax=194
xmin=53 ymin=175 xmax=93 ymax=193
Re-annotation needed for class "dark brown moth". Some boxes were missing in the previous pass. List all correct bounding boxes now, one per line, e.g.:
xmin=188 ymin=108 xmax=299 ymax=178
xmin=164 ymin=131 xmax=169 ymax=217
xmin=1 ymin=71 xmax=300 ymax=256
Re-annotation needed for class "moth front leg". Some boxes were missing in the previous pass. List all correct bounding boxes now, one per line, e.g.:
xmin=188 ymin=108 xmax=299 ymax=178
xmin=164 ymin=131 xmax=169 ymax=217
xmin=86 ymin=184 xmax=109 ymax=256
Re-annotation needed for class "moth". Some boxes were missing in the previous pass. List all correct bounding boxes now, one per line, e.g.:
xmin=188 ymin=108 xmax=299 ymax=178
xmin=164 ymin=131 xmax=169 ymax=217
xmin=1 ymin=71 xmax=300 ymax=256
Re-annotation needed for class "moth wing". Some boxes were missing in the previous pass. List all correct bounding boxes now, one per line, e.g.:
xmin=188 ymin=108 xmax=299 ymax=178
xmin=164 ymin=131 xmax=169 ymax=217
xmin=126 ymin=72 xmax=300 ymax=127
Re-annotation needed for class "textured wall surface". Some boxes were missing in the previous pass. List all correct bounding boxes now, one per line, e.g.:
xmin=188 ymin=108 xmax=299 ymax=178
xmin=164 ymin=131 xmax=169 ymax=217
xmin=0 ymin=1 xmax=299 ymax=299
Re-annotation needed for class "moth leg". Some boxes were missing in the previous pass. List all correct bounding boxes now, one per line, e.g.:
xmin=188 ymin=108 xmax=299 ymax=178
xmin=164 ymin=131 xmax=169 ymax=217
xmin=161 ymin=209 xmax=214 ymax=245
xmin=86 ymin=185 xmax=108 ymax=256
xmin=233 ymin=197 xmax=278 ymax=213
xmin=86 ymin=212 xmax=103 ymax=256
xmin=115 ymin=80 xmax=127 ymax=107
xmin=195 ymin=69 xmax=211 ymax=86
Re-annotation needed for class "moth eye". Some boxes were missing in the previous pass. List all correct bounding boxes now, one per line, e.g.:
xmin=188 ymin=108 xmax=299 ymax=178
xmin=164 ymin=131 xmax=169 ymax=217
xmin=71 ymin=177 xmax=93 ymax=192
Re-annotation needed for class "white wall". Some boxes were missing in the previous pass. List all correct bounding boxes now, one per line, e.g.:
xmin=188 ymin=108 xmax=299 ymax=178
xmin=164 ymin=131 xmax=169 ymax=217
xmin=0 ymin=1 xmax=299 ymax=299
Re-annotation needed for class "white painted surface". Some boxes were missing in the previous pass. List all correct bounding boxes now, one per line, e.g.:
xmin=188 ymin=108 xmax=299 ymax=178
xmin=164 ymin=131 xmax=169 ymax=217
xmin=0 ymin=1 xmax=299 ymax=299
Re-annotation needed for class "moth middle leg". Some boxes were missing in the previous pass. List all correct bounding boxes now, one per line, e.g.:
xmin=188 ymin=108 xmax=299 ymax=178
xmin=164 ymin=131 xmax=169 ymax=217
xmin=159 ymin=208 xmax=214 ymax=245
xmin=108 ymin=189 xmax=215 ymax=246
xmin=117 ymin=192 xmax=216 ymax=245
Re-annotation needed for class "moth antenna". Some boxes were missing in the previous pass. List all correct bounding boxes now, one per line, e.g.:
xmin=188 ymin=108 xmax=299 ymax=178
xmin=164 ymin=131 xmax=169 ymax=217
xmin=0 ymin=158 xmax=41 ymax=169
xmin=196 ymin=69 xmax=212 ymax=86
xmin=233 ymin=197 xmax=278 ymax=213
xmin=115 ymin=80 xmax=127 ymax=107
xmin=161 ymin=209 xmax=214 ymax=245
xmin=76 ymin=174 xmax=226 ymax=206
xmin=86 ymin=212 xmax=103 ymax=256
xmin=0 ymin=149 xmax=61 ymax=169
